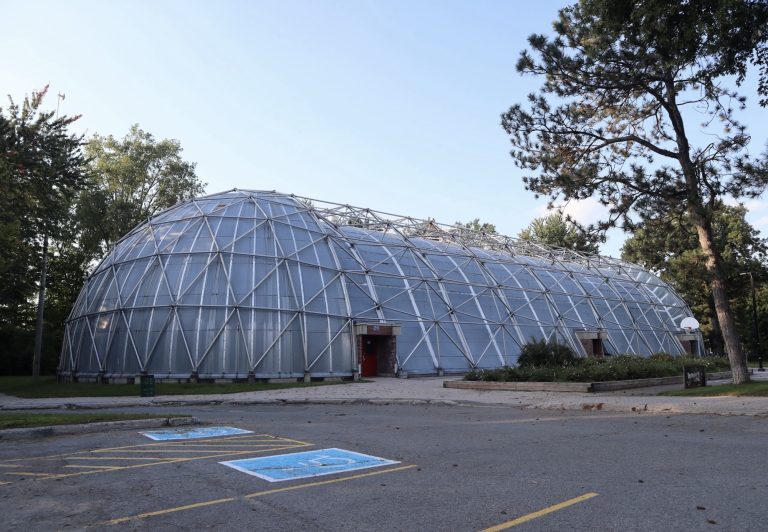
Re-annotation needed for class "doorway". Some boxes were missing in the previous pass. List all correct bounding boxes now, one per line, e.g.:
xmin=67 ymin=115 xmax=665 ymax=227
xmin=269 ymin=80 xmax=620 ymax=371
xmin=360 ymin=335 xmax=397 ymax=377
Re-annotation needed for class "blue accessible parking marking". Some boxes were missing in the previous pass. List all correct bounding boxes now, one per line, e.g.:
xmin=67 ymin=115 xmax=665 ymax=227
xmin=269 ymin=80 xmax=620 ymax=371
xmin=140 ymin=426 xmax=254 ymax=441
xmin=220 ymin=448 xmax=399 ymax=482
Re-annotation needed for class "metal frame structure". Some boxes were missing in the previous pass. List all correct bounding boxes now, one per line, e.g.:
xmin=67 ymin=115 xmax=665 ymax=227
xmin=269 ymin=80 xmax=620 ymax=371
xmin=58 ymin=189 xmax=701 ymax=381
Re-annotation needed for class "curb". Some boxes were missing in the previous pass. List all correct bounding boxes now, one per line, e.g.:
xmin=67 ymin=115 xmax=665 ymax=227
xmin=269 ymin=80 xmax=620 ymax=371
xmin=444 ymin=381 xmax=591 ymax=392
xmin=446 ymin=371 xmax=734 ymax=393
xmin=0 ymin=396 xmax=765 ymax=417
xmin=0 ymin=416 xmax=200 ymax=441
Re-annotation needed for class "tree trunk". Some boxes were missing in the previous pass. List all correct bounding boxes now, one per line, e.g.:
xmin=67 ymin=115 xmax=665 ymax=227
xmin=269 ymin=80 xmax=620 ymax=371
xmin=32 ymin=234 xmax=48 ymax=378
xmin=691 ymin=217 xmax=750 ymax=383
xmin=706 ymin=295 xmax=725 ymax=356
xmin=662 ymin=78 xmax=749 ymax=384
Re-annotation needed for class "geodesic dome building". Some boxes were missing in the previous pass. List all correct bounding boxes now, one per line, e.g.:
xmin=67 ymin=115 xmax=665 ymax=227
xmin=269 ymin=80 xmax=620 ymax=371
xmin=59 ymin=190 xmax=702 ymax=382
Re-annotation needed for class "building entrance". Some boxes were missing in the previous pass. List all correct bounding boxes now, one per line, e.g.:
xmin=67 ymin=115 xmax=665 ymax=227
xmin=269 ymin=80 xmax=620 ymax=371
xmin=355 ymin=323 xmax=401 ymax=377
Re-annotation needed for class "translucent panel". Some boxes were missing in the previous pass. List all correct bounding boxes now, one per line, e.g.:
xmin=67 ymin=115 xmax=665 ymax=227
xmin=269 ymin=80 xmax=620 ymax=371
xmin=62 ymin=190 xmax=702 ymax=380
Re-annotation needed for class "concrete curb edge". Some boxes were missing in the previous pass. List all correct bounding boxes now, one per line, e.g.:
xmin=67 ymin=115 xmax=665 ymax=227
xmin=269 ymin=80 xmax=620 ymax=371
xmin=0 ymin=416 xmax=200 ymax=441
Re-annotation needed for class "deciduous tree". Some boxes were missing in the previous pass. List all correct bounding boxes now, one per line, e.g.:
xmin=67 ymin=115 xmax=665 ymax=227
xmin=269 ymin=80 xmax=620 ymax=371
xmin=78 ymin=124 xmax=205 ymax=258
xmin=518 ymin=213 xmax=600 ymax=254
xmin=0 ymin=86 xmax=88 ymax=376
xmin=622 ymin=204 xmax=768 ymax=356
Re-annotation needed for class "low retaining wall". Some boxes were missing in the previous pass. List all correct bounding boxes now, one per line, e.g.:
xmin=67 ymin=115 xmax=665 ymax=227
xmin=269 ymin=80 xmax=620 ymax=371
xmin=445 ymin=371 xmax=733 ymax=393
xmin=444 ymin=381 xmax=591 ymax=392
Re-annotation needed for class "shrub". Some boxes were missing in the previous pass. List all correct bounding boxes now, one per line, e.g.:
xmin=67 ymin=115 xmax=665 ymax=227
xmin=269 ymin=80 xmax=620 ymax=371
xmin=517 ymin=338 xmax=576 ymax=368
xmin=462 ymin=353 xmax=731 ymax=382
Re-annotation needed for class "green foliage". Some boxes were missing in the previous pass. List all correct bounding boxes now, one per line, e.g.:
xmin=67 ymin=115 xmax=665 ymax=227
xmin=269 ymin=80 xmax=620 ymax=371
xmin=622 ymin=204 xmax=768 ymax=355
xmin=455 ymin=218 xmax=497 ymax=234
xmin=465 ymin=355 xmax=730 ymax=383
xmin=0 ymin=101 xmax=206 ymax=375
xmin=660 ymin=381 xmax=768 ymax=397
xmin=0 ymin=376 xmax=354 ymax=398
xmin=0 ymin=87 xmax=89 ymax=374
xmin=501 ymin=0 xmax=768 ymax=381
xmin=518 ymin=213 xmax=600 ymax=254
xmin=78 ymin=124 xmax=206 ymax=258
xmin=516 ymin=338 xmax=576 ymax=368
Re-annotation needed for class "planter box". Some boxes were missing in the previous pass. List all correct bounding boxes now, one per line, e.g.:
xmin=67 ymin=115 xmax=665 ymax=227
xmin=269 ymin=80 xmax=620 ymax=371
xmin=444 ymin=381 xmax=591 ymax=392
xmin=446 ymin=371 xmax=733 ymax=393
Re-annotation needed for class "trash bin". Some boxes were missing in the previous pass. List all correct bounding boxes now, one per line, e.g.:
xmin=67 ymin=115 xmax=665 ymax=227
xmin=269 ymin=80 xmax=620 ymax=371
xmin=683 ymin=365 xmax=706 ymax=389
xmin=140 ymin=374 xmax=156 ymax=397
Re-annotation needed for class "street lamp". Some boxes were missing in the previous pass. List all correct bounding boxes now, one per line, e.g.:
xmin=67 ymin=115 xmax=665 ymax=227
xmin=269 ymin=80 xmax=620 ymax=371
xmin=740 ymin=271 xmax=764 ymax=371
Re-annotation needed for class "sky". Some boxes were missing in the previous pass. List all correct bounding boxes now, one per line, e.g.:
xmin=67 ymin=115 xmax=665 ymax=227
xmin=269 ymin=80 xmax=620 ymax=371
xmin=4 ymin=0 xmax=768 ymax=258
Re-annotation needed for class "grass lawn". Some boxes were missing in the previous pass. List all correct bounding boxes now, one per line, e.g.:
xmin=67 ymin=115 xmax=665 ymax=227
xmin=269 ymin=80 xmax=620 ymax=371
xmin=0 ymin=376 xmax=357 ymax=399
xmin=0 ymin=412 xmax=190 ymax=430
xmin=660 ymin=381 xmax=768 ymax=397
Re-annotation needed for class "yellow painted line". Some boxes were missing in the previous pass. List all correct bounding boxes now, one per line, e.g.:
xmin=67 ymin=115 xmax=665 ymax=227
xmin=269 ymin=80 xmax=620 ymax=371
xmin=91 ymin=446 xmax=306 ymax=454
xmin=104 ymin=464 xmax=418 ymax=525
xmin=0 ymin=464 xmax=21 ymax=468
xmin=0 ymin=434 xmax=308 ymax=464
xmin=39 ymin=448 xmax=302 ymax=481
xmin=146 ymin=443 xmax=309 ymax=448
xmin=68 ymin=456 xmax=176 ymax=461
xmin=63 ymin=465 xmax=122 ymax=470
xmin=5 ymin=472 xmax=57 ymax=477
xmin=481 ymin=492 xmax=599 ymax=531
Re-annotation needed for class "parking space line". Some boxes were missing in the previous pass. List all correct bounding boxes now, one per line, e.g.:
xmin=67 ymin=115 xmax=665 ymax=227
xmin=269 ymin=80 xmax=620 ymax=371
xmin=22 ymin=447 xmax=309 ymax=481
xmin=63 ymin=465 xmax=122 ymax=469
xmin=67 ymin=456 xmax=177 ymax=461
xmin=0 ymin=434 xmax=311 ymax=484
xmin=103 ymin=464 xmax=418 ymax=525
xmin=480 ymin=492 xmax=599 ymax=531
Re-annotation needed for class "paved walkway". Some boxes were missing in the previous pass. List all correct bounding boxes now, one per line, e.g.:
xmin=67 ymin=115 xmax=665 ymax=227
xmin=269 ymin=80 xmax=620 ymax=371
xmin=2 ymin=375 xmax=767 ymax=417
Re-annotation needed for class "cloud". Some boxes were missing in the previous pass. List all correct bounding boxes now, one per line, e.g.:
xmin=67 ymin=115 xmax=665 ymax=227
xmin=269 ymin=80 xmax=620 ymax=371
xmin=532 ymin=197 xmax=608 ymax=227
xmin=560 ymin=197 xmax=608 ymax=226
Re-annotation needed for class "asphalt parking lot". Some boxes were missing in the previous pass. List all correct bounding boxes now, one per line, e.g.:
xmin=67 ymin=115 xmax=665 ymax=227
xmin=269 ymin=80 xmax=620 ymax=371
xmin=1 ymin=404 xmax=766 ymax=531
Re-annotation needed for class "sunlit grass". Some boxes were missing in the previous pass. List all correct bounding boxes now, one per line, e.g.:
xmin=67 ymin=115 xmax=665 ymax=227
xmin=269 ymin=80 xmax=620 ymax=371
xmin=659 ymin=381 xmax=768 ymax=397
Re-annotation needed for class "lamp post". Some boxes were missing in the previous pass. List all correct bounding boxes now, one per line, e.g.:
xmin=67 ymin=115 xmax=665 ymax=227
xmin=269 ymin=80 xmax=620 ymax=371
xmin=740 ymin=271 xmax=764 ymax=371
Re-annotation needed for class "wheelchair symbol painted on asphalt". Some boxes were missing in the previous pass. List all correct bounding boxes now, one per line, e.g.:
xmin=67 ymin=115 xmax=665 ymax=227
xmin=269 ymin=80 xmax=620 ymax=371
xmin=220 ymin=448 xmax=399 ymax=482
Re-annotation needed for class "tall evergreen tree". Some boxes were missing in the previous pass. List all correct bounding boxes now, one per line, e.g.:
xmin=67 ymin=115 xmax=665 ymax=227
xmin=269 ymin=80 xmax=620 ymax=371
xmin=501 ymin=0 xmax=768 ymax=383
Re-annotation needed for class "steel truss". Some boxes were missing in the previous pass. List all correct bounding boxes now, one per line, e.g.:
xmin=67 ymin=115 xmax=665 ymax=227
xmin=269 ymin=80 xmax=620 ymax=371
xmin=59 ymin=190 xmax=701 ymax=380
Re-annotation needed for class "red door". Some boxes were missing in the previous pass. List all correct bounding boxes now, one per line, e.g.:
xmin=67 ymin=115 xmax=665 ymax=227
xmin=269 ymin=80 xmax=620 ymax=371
xmin=361 ymin=337 xmax=378 ymax=377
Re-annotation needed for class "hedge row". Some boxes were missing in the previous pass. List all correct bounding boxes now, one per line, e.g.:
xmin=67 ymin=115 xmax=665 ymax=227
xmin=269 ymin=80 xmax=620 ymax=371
xmin=464 ymin=355 xmax=731 ymax=383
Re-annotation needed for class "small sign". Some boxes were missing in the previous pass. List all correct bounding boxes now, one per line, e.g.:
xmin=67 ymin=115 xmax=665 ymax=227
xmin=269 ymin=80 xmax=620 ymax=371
xmin=683 ymin=366 xmax=707 ymax=388
xmin=140 ymin=426 xmax=253 ymax=441
xmin=220 ymin=448 xmax=399 ymax=482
